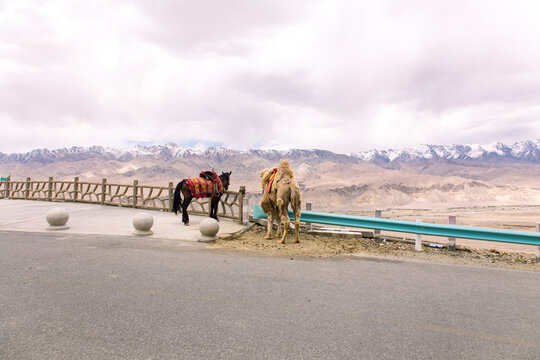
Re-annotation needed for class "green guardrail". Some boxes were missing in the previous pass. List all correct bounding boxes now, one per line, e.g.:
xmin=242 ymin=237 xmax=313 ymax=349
xmin=253 ymin=205 xmax=540 ymax=246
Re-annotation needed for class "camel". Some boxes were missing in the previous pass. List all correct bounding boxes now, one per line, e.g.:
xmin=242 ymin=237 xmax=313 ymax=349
xmin=259 ymin=168 xmax=282 ymax=240
xmin=264 ymin=159 xmax=302 ymax=244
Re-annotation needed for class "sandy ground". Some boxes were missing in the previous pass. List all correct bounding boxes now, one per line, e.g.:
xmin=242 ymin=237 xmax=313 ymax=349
xmin=210 ymin=205 xmax=540 ymax=271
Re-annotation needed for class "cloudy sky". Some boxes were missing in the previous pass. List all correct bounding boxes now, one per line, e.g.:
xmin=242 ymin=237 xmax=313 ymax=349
xmin=1 ymin=0 xmax=539 ymax=154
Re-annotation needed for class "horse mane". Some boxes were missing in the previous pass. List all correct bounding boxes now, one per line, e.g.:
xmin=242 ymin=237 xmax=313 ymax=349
xmin=219 ymin=171 xmax=231 ymax=190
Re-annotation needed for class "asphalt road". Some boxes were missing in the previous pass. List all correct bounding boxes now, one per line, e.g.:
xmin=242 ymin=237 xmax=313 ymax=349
xmin=1 ymin=231 xmax=539 ymax=360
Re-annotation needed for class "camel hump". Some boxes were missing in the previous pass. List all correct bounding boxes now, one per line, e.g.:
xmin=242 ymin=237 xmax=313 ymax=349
xmin=277 ymin=159 xmax=294 ymax=178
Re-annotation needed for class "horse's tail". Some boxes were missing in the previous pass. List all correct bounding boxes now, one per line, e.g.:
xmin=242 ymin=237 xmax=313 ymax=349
xmin=172 ymin=180 xmax=185 ymax=215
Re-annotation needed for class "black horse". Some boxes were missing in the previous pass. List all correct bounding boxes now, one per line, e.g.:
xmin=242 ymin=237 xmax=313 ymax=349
xmin=172 ymin=171 xmax=231 ymax=225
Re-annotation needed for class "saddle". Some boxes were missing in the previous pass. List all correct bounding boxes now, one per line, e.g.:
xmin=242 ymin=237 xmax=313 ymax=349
xmin=186 ymin=170 xmax=223 ymax=199
xmin=200 ymin=171 xmax=217 ymax=182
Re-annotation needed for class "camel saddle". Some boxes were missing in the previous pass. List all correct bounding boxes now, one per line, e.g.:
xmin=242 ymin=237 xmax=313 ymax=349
xmin=265 ymin=168 xmax=277 ymax=194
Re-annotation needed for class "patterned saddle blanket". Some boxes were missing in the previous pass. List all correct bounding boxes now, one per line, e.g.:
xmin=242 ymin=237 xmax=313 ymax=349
xmin=265 ymin=168 xmax=277 ymax=194
xmin=185 ymin=171 xmax=223 ymax=199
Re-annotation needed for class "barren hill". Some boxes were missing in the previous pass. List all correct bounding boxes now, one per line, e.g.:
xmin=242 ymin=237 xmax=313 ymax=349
xmin=1 ymin=141 xmax=539 ymax=211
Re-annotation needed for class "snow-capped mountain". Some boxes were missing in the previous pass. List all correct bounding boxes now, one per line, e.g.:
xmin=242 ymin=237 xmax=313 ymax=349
xmin=1 ymin=140 xmax=539 ymax=164
xmin=0 ymin=143 xmax=352 ymax=164
xmin=352 ymin=140 xmax=539 ymax=163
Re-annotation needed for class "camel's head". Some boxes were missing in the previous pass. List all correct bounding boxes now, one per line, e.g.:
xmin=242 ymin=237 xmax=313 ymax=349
xmin=259 ymin=169 xmax=271 ymax=191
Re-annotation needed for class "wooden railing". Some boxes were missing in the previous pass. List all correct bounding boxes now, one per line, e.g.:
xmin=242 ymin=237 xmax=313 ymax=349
xmin=1 ymin=177 xmax=246 ymax=223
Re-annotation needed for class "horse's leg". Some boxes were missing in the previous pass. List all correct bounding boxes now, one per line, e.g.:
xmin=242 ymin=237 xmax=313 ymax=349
xmin=214 ymin=195 xmax=221 ymax=221
xmin=209 ymin=195 xmax=218 ymax=221
xmin=172 ymin=181 xmax=184 ymax=215
xmin=182 ymin=193 xmax=191 ymax=226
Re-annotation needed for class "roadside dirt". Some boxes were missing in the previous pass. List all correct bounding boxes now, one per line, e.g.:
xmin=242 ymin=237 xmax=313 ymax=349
xmin=211 ymin=224 xmax=539 ymax=271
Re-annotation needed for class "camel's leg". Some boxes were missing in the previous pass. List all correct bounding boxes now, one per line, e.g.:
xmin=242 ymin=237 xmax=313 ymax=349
xmin=293 ymin=206 xmax=301 ymax=243
xmin=264 ymin=212 xmax=273 ymax=239
xmin=277 ymin=214 xmax=290 ymax=244
xmin=276 ymin=191 xmax=290 ymax=244
xmin=275 ymin=209 xmax=282 ymax=238
xmin=277 ymin=206 xmax=290 ymax=244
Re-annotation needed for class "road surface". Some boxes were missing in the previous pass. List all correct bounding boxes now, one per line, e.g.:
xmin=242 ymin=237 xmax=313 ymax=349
xmin=1 ymin=231 xmax=539 ymax=359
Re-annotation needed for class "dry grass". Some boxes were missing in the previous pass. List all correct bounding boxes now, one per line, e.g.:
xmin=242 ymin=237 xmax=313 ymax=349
xmin=211 ymin=224 xmax=539 ymax=271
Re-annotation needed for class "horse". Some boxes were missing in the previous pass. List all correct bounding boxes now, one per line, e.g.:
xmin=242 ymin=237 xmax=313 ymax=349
xmin=172 ymin=171 xmax=231 ymax=225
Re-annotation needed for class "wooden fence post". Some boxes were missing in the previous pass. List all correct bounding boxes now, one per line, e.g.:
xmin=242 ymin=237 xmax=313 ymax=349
xmin=133 ymin=180 xmax=138 ymax=208
xmin=48 ymin=177 xmax=53 ymax=201
xmin=6 ymin=177 xmax=10 ymax=199
xmin=101 ymin=178 xmax=106 ymax=205
xmin=168 ymin=182 xmax=174 ymax=212
xmin=25 ymin=177 xmax=31 ymax=199
xmin=238 ymin=186 xmax=246 ymax=224
xmin=448 ymin=215 xmax=457 ymax=250
xmin=73 ymin=177 xmax=79 ymax=202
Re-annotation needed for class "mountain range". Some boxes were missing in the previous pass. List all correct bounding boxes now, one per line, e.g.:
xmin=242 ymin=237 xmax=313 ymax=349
xmin=1 ymin=140 xmax=539 ymax=164
xmin=1 ymin=140 xmax=539 ymax=211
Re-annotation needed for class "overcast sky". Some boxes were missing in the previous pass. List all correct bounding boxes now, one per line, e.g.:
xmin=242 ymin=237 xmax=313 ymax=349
xmin=1 ymin=0 xmax=539 ymax=154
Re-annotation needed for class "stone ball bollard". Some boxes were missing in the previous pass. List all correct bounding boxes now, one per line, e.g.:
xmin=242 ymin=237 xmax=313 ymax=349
xmin=199 ymin=218 xmax=219 ymax=242
xmin=46 ymin=207 xmax=70 ymax=231
xmin=132 ymin=213 xmax=154 ymax=236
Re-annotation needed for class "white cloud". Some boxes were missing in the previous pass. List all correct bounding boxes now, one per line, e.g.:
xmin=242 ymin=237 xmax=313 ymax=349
xmin=1 ymin=0 xmax=539 ymax=154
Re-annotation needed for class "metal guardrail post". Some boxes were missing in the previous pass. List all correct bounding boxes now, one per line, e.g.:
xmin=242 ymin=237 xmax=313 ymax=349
xmin=306 ymin=203 xmax=313 ymax=232
xmin=448 ymin=215 xmax=456 ymax=250
xmin=536 ymin=223 xmax=540 ymax=259
xmin=415 ymin=219 xmax=423 ymax=251
xmin=374 ymin=210 xmax=381 ymax=238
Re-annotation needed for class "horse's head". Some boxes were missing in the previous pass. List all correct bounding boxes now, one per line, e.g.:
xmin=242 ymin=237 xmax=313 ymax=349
xmin=220 ymin=171 xmax=231 ymax=190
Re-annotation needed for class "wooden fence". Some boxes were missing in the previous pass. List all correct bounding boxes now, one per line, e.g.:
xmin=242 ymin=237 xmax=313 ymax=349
xmin=0 ymin=177 xmax=246 ymax=223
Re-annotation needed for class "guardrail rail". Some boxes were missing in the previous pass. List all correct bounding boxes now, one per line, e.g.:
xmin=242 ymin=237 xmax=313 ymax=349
xmin=253 ymin=205 xmax=540 ymax=248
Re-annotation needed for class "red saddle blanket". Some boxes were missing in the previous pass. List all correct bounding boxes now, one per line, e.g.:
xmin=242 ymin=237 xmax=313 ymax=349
xmin=185 ymin=174 xmax=223 ymax=199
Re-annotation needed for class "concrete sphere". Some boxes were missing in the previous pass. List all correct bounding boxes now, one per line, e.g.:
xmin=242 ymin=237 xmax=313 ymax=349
xmin=132 ymin=213 xmax=153 ymax=236
xmin=199 ymin=218 xmax=219 ymax=242
xmin=46 ymin=207 xmax=69 ymax=230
